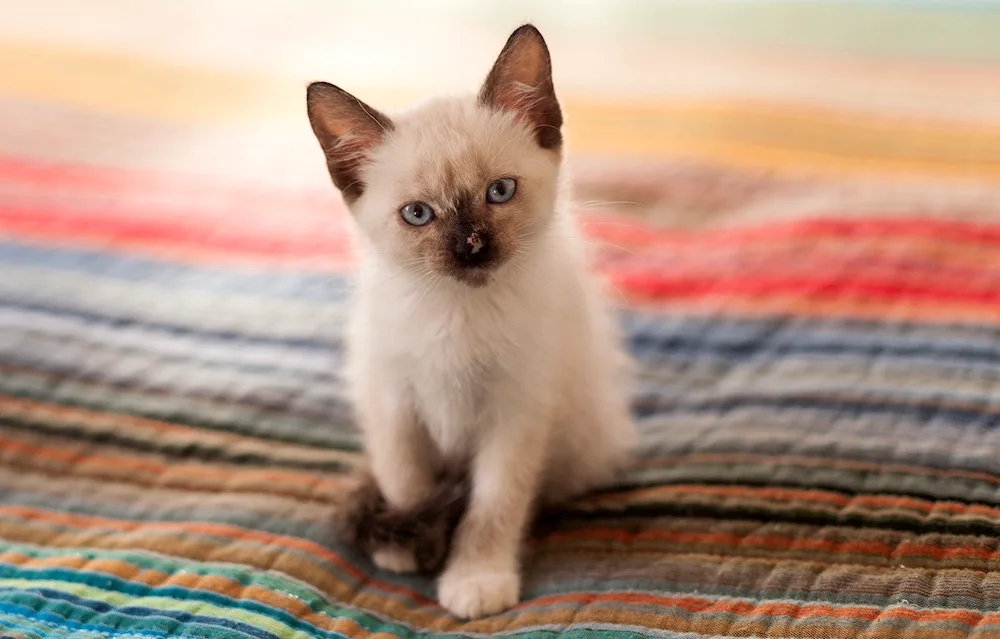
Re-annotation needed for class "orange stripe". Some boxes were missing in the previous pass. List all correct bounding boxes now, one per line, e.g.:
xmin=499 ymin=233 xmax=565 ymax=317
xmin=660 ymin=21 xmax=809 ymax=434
xmin=0 ymin=434 xmax=344 ymax=500
xmin=0 ymin=395 xmax=354 ymax=460
xmin=519 ymin=591 xmax=996 ymax=625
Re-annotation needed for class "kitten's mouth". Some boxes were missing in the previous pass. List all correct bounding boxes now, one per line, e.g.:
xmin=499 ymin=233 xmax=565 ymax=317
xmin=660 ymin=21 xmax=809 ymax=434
xmin=452 ymin=265 xmax=494 ymax=288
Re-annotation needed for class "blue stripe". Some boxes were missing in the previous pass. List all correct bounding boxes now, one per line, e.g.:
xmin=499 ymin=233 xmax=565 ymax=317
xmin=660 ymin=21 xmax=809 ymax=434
xmin=635 ymin=393 xmax=1000 ymax=425
xmin=0 ymin=241 xmax=350 ymax=303
xmin=0 ymin=608 xmax=169 ymax=639
xmin=8 ymin=295 xmax=1000 ymax=373
xmin=622 ymin=314 xmax=1000 ymax=366
xmin=0 ymin=600 xmax=181 ymax=639
xmin=0 ymin=300 xmax=339 ymax=350
xmin=2 ymin=589 xmax=281 ymax=639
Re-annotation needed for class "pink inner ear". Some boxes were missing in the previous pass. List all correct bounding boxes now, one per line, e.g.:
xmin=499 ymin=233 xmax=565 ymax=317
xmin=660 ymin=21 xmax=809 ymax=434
xmin=480 ymin=29 xmax=563 ymax=150
xmin=318 ymin=107 xmax=384 ymax=151
xmin=307 ymin=83 xmax=394 ymax=199
xmin=505 ymin=45 xmax=546 ymax=89
xmin=317 ymin=110 xmax=354 ymax=140
xmin=489 ymin=43 xmax=547 ymax=111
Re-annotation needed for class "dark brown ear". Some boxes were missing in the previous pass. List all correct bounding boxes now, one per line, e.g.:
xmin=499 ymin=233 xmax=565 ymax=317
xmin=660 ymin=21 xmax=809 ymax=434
xmin=307 ymin=82 xmax=393 ymax=202
xmin=479 ymin=25 xmax=563 ymax=150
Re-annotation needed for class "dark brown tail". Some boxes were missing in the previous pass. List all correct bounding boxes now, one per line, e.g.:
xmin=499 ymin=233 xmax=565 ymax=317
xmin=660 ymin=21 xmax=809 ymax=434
xmin=335 ymin=467 xmax=470 ymax=574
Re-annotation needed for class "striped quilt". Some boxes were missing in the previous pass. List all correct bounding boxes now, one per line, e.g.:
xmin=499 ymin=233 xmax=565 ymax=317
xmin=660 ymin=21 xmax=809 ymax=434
xmin=3 ymin=1 xmax=1000 ymax=638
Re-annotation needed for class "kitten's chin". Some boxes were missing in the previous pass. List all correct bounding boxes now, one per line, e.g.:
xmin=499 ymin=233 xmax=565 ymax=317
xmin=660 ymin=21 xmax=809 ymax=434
xmin=451 ymin=267 xmax=493 ymax=288
xmin=442 ymin=257 xmax=511 ymax=288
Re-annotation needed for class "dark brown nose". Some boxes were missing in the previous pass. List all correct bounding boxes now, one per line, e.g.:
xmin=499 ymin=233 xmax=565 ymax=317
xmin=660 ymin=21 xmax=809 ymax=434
xmin=451 ymin=226 xmax=494 ymax=267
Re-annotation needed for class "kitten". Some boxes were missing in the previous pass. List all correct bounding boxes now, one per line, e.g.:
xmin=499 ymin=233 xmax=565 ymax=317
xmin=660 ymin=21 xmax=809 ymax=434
xmin=307 ymin=24 xmax=636 ymax=619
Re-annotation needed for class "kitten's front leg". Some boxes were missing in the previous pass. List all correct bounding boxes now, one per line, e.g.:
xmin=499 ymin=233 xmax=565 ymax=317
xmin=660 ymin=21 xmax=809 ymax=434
xmin=437 ymin=406 xmax=548 ymax=618
xmin=358 ymin=384 xmax=438 ymax=573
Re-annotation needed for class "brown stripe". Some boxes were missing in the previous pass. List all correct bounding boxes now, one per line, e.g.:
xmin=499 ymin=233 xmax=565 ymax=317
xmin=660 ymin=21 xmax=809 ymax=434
xmin=0 ymin=427 xmax=346 ymax=503
xmin=636 ymin=453 xmax=1000 ymax=487
xmin=581 ymin=484 xmax=1000 ymax=521
xmin=531 ymin=519 xmax=1000 ymax=571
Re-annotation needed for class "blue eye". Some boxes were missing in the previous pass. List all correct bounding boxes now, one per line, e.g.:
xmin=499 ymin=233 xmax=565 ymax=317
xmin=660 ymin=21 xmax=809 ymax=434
xmin=486 ymin=178 xmax=516 ymax=204
xmin=400 ymin=201 xmax=435 ymax=226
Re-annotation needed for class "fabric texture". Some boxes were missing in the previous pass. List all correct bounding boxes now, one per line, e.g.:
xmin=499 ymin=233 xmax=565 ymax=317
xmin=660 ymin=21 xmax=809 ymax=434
xmin=3 ymin=2 xmax=1000 ymax=637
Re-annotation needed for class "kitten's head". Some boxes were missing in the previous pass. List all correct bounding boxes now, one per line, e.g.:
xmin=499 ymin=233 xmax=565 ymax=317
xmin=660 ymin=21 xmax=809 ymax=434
xmin=307 ymin=25 xmax=563 ymax=287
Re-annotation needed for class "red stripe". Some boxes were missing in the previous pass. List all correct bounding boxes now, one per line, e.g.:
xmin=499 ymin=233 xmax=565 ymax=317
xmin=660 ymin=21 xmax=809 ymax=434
xmin=538 ymin=528 xmax=1000 ymax=561
xmin=586 ymin=216 xmax=1000 ymax=249
xmin=0 ymin=155 xmax=333 ymax=206
xmin=0 ymin=206 xmax=352 ymax=260
xmin=610 ymin=272 xmax=1000 ymax=305
xmin=6 ymin=156 xmax=1000 ymax=308
xmin=7 ymin=156 xmax=1000 ymax=251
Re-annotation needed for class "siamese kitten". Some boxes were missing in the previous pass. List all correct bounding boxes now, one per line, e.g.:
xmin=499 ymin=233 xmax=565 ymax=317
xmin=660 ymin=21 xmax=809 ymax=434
xmin=307 ymin=24 xmax=635 ymax=619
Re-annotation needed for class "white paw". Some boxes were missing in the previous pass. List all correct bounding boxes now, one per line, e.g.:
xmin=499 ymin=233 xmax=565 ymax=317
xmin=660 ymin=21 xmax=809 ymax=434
xmin=438 ymin=565 xmax=520 ymax=619
xmin=372 ymin=546 xmax=418 ymax=574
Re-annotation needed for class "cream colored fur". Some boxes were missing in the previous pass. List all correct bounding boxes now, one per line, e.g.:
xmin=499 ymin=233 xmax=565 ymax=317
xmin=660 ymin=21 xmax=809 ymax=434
xmin=313 ymin=26 xmax=635 ymax=619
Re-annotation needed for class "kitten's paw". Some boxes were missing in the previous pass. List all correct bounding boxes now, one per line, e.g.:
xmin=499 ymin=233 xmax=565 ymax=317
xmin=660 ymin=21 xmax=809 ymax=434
xmin=372 ymin=546 xmax=418 ymax=574
xmin=438 ymin=565 xmax=520 ymax=619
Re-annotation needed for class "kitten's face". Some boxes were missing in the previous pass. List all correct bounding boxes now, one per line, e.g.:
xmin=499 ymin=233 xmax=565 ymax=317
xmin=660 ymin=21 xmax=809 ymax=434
xmin=307 ymin=25 xmax=563 ymax=287
xmin=358 ymin=101 xmax=558 ymax=286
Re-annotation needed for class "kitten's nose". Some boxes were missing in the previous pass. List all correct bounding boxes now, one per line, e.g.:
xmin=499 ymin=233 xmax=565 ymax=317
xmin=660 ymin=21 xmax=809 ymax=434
xmin=452 ymin=227 xmax=492 ymax=267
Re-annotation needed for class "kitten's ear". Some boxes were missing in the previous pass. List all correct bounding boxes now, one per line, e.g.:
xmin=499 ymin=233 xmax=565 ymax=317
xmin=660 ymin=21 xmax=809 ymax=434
xmin=307 ymin=82 xmax=393 ymax=202
xmin=479 ymin=24 xmax=563 ymax=150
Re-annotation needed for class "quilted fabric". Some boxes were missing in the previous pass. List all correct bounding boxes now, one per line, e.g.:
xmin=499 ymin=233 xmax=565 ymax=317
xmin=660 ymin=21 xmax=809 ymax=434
xmin=3 ymin=2 xmax=1000 ymax=638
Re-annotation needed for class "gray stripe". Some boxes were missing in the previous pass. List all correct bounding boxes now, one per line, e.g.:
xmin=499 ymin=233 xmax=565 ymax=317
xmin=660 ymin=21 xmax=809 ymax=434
xmin=0 ymin=368 xmax=360 ymax=449
xmin=0 ymin=264 xmax=346 ymax=341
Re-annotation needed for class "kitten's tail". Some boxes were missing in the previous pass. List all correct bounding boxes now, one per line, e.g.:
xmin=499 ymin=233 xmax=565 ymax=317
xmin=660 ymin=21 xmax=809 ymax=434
xmin=335 ymin=466 xmax=470 ymax=574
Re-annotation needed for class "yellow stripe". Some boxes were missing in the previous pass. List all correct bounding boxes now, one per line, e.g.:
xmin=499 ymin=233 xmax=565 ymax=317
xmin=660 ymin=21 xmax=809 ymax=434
xmin=3 ymin=40 xmax=1000 ymax=181
xmin=0 ymin=40 xmax=399 ymax=123
xmin=568 ymin=103 xmax=1000 ymax=180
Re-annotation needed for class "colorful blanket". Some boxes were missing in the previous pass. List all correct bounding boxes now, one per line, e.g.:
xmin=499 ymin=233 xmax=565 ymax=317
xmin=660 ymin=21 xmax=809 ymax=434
xmin=3 ymin=2 xmax=1000 ymax=638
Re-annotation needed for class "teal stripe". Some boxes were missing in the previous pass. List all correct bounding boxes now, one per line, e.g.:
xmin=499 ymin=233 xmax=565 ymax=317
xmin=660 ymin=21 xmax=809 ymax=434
xmin=0 ymin=542 xmax=373 ymax=618
xmin=0 ymin=562 xmax=748 ymax=639
xmin=0 ymin=542 xmax=330 ymax=610
xmin=0 ymin=606 xmax=176 ymax=639
xmin=0 ymin=573 xmax=350 ymax=639
xmin=0 ymin=593 xmax=275 ymax=639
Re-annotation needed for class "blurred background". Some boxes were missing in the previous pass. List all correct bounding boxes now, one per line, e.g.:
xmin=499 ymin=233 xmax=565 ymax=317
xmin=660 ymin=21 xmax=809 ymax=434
xmin=7 ymin=4 xmax=1000 ymax=637
xmin=3 ymin=0 xmax=999 ymax=244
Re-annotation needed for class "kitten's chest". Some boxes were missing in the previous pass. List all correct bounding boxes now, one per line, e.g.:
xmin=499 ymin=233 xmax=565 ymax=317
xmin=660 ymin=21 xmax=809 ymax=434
xmin=401 ymin=306 xmax=504 ymax=451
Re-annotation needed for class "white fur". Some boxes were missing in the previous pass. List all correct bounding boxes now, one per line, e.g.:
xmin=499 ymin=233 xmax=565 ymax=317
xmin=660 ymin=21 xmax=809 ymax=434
xmin=343 ymin=96 xmax=635 ymax=618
